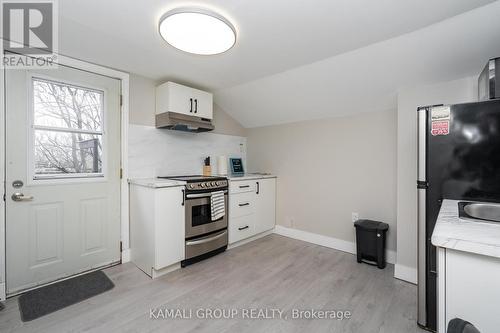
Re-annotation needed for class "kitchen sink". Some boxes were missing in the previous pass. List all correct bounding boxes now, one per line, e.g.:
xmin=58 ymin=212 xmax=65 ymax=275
xmin=458 ymin=202 xmax=500 ymax=223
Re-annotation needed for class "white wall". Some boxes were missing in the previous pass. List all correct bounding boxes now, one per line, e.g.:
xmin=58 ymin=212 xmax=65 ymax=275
xmin=395 ymin=76 xmax=477 ymax=283
xmin=247 ymin=109 xmax=397 ymax=253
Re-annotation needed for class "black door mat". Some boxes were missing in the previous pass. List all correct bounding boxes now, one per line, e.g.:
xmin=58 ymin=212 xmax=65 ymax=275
xmin=18 ymin=270 xmax=114 ymax=322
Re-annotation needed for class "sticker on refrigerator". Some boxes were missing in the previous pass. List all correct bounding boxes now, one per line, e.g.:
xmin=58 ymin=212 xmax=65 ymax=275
xmin=431 ymin=106 xmax=450 ymax=136
xmin=431 ymin=120 xmax=449 ymax=136
xmin=431 ymin=106 xmax=450 ymax=121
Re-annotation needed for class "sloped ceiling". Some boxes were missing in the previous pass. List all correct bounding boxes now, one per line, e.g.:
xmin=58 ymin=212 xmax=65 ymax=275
xmin=56 ymin=0 xmax=500 ymax=127
xmin=215 ymin=1 xmax=500 ymax=127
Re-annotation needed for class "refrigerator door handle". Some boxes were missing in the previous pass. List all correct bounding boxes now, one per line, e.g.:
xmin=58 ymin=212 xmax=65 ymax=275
xmin=417 ymin=107 xmax=427 ymax=327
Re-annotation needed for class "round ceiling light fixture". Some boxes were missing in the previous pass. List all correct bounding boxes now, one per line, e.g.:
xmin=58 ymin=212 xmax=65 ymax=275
xmin=159 ymin=8 xmax=236 ymax=55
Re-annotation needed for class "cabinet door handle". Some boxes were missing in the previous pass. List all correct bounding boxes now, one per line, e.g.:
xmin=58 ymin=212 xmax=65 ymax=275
xmin=239 ymin=185 xmax=250 ymax=189
xmin=189 ymin=98 xmax=193 ymax=112
xmin=238 ymin=202 xmax=250 ymax=207
xmin=182 ymin=189 xmax=185 ymax=206
xmin=238 ymin=225 xmax=249 ymax=231
xmin=194 ymin=99 xmax=198 ymax=113
xmin=256 ymin=181 xmax=260 ymax=194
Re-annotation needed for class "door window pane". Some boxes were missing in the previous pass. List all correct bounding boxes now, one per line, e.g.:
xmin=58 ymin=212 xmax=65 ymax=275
xmin=33 ymin=78 xmax=103 ymax=131
xmin=31 ymin=77 xmax=105 ymax=179
xmin=34 ymin=131 xmax=102 ymax=176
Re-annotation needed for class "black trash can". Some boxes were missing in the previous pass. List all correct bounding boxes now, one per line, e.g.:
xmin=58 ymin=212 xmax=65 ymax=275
xmin=354 ymin=219 xmax=389 ymax=269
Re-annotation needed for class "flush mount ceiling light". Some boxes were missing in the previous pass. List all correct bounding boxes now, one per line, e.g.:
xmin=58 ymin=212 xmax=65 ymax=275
xmin=159 ymin=8 xmax=236 ymax=55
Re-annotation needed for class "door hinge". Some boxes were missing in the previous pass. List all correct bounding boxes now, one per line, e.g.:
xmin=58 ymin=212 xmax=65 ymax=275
xmin=2 ymin=193 xmax=5 ymax=202
xmin=120 ymin=168 xmax=123 ymax=179
xmin=120 ymin=94 xmax=123 ymax=107
xmin=417 ymin=181 xmax=428 ymax=189
xmin=120 ymin=241 xmax=123 ymax=252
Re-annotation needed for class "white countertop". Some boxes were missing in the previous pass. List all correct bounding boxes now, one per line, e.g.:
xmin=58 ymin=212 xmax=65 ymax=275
xmin=128 ymin=178 xmax=186 ymax=188
xmin=129 ymin=174 xmax=276 ymax=188
xmin=432 ymin=199 xmax=500 ymax=258
xmin=222 ymin=173 xmax=277 ymax=181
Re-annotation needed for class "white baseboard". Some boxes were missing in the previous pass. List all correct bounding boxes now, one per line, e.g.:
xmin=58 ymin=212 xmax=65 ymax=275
xmin=273 ymin=225 xmax=396 ymax=265
xmin=151 ymin=263 xmax=181 ymax=279
xmin=121 ymin=248 xmax=131 ymax=263
xmin=394 ymin=264 xmax=418 ymax=284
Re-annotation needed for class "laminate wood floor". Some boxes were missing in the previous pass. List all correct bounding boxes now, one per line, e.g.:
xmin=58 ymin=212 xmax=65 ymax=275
xmin=0 ymin=234 xmax=426 ymax=333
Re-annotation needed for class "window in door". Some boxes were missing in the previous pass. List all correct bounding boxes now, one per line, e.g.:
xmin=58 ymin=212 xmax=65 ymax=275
xmin=30 ymin=76 xmax=106 ymax=180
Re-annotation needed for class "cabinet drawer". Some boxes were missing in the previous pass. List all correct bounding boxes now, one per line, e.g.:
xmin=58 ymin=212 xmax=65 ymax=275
xmin=229 ymin=215 xmax=255 ymax=244
xmin=229 ymin=192 xmax=255 ymax=218
xmin=230 ymin=180 xmax=256 ymax=194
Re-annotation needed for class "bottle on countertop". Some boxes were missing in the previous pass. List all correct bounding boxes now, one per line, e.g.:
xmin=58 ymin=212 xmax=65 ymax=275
xmin=203 ymin=156 xmax=211 ymax=176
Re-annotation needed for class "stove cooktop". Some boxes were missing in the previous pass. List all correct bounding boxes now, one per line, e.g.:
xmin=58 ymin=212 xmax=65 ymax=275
xmin=158 ymin=175 xmax=227 ymax=182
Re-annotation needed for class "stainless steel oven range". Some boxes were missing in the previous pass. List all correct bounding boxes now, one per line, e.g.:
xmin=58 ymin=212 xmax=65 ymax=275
xmin=158 ymin=175 xmax=228 ymax=266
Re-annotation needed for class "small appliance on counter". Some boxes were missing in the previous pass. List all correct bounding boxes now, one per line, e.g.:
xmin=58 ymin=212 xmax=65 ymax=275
xmin=229 ymin=157 xmax=244 ymax=176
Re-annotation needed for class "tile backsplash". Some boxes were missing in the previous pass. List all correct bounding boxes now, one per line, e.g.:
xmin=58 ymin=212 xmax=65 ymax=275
xmin=128 ymin=124 xmax=246 ymax=179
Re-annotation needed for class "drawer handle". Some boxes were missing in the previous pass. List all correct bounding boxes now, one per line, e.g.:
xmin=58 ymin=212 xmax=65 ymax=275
xmin=238 ymin=226 xmax=249 ymax=231
xmin=239 ymin=185 xmax=250 ymax=188
xmin=238 ymin=203 xmax=250 ymax=207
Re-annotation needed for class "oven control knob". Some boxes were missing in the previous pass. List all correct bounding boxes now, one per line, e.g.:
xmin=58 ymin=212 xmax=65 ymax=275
xmin=211 ymin=182 xmax=216 ymax=186
xmin=189 ymin=184 xmax=194 ymax=189
xmin=200 ymin=183 xmax=205 ymax=188
xmin=206 ymin=182 xmax=211 ymax=188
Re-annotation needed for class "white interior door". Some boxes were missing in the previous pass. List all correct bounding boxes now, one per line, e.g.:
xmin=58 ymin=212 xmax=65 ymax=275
xmin=5 ymin=64 xmax=122 ymax=294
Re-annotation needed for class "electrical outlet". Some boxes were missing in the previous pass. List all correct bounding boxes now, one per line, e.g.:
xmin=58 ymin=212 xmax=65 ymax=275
xmin=352 ymin=212 xmax=359 ymax=223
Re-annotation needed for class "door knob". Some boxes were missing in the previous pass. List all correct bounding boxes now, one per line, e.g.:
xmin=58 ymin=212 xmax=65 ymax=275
xmin=11 ymin=192 xmax=34 ymax=202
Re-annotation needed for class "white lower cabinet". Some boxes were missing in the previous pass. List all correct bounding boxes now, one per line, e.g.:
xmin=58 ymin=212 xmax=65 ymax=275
xmin=229 ymin=177 xmax=276 ymax=244
xmin=437 ymin=247 xmax=500 ymax=333
xmin=255 ymin=178 xmax=276 ymax=234
xmin=130 ymin=184 xmax=185 ymax=278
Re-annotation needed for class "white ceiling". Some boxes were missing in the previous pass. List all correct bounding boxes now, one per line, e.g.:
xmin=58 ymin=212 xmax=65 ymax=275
xmin=215 ymin=1 xmax=500 ymax=127
xmin=58 ymin=0 xmax=500 ymax=127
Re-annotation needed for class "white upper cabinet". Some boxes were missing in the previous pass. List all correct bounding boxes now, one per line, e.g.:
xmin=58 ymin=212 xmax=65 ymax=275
xmin=156 ymin=81 xmax=213 ymax=119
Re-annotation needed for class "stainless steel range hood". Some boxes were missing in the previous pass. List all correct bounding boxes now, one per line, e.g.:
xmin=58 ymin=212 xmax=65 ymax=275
xmin=155 ymin=111 xmax=214 ymax=133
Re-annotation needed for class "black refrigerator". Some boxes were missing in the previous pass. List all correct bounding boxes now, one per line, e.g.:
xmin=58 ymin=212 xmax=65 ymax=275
xmin=417 ymin=99 xmax=500 ymax=331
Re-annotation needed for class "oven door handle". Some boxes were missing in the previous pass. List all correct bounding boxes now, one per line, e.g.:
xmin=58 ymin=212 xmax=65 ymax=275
xmin=186 ymin=230 xmax=227 ymax=246
xmin=186 ymin=190 xmax=228 ymax=199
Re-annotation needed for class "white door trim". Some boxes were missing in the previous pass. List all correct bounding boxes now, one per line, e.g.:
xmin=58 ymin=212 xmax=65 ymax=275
xmin=0 ymin=54 xmax=5 ymax=301
xmin=0 ymin=52 xmax=130 ymax=300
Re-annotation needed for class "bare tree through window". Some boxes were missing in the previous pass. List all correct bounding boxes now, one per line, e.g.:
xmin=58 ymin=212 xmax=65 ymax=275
xmin=32 ymin=78 xmax=104 ymax=177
